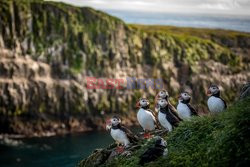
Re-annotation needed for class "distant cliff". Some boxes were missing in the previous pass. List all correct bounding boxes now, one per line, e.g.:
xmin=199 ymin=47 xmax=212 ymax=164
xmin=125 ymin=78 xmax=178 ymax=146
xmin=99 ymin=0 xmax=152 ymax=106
xmin=0 ymin=0 xmax=250 ymax=136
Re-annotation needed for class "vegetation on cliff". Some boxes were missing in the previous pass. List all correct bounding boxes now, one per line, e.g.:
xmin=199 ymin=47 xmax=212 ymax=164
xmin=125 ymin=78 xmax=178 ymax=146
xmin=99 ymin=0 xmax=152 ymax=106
xmin=0 ymin=0 xmax=250 ymax=136
xmin=79 ymin=97 xmax=250 ymax=167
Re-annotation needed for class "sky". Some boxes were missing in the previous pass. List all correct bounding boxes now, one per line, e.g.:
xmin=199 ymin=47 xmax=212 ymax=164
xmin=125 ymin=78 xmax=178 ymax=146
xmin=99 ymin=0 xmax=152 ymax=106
xmin=51 ymin=0 xmax=250 ymax=15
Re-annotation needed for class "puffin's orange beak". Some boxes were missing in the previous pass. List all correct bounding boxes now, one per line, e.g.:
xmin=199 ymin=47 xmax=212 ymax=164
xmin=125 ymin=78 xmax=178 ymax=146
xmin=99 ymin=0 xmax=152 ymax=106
xmin=207 ymin=89 xmax=211 ymax=95
xmin=106 ymin=119 xmax=111 ymax=126
xmin=105 ymin=119 xmax=112 ymax=131
xmin=178 ymin=95 xmax=182 ymax=99
xmin=136 ymin=101 xmax=140 ymax=109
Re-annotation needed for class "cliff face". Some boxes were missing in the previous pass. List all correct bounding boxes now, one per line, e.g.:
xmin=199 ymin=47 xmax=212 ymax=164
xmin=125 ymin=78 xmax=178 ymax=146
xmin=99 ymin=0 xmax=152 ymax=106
xmin=0 ymin=0 xmax=250 ymax=136
xmin=0 ymin=49 xmax=94 ymax=136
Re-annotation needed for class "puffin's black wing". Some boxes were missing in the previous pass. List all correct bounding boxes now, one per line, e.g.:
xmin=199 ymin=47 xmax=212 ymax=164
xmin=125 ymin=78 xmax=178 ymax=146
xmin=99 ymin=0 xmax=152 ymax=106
xmin=168 ymin=103 xmax=183 ymax=121
xmin=220 ymin=98 xmax=227 ymax=109
xmin=147 ymin=109 xmax=158 ymax=123
xmin=186 ymin=104 xmax=198 ymax=116
xmin=139 ymin=147 xmax=164 ymax=165
xmin=165 ymin=107 xmax=181 ymax=127
xmin=120 ymin=125 xmax=138 ymax=143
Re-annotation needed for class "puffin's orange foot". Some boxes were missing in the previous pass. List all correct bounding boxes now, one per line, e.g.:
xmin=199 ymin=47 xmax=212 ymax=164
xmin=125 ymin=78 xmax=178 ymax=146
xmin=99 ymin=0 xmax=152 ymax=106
xmin=143 ymin=132 xmax=152 ymax=139
xmin=116 ymin=146 xmax=125 ymax=153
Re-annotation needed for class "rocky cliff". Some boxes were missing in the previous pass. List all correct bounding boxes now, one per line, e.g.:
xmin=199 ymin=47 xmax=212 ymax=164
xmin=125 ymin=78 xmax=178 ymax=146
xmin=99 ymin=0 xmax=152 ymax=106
xmin=0 ymin=0 xmax=250 ymax=136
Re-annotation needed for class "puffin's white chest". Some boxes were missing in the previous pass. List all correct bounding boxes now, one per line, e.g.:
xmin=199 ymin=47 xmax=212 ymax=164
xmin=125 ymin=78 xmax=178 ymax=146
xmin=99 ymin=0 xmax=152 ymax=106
xmin=110 ymin=128 xmax=130 ymax=146
xmin=207 ymin=96 xmax=225 ymax=113
xmin=137 ymin=109 xmax=155 ymax=131
xmin=177 ymin=103 xmax=191 ymax=120
xmin=158 ymin=111 xmax=172 ymax=132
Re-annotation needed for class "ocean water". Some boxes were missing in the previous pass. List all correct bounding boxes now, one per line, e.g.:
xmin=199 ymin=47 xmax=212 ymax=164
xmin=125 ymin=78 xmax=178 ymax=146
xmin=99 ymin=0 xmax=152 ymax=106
xmin=106 ymin=10 xmax=250 ymax=33
xmin=0 ymin=132 xmax=112 ymax=167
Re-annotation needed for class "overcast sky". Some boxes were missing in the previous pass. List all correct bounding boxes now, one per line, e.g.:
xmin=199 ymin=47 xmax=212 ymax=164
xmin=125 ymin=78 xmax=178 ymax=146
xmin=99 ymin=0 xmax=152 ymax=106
xmin=51 ymin=0 xmax=250 ymax=15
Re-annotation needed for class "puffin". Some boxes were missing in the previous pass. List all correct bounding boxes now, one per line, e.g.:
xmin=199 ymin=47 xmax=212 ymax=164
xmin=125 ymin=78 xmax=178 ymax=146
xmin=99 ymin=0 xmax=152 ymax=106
xmin=136 ymin=98 xmax=156 ymax=139
xmin=155 ymin=90 xmax=183 ymax=121
xmin=157 ymin=98 xmax=181 ymax=132
xmin=177 ymin=92 xmax=198 ymax=120
xmin=207 ymin=84 xmax=227 ymax=113
xmin=106 ymin=116 xmax=138 ymax=153
xmin=155 ymin=90 xmax=169 ymax=112
xmin=139 ymin=137 xmax=167 ymax=166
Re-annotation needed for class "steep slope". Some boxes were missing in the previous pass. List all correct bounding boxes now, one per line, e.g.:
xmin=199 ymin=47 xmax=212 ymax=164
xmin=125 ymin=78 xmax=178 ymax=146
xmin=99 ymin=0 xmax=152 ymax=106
xmin=79 ymin=97 xmax=250 ymax=167
xmin=0 ymin=0 xmax=250 ymax=136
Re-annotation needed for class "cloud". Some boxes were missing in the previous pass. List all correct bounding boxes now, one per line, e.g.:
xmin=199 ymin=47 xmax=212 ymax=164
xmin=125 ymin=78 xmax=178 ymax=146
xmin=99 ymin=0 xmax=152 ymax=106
xmin=52 ymin=0 xmax=250 ymax=15
xmin=198 ymin=4 xmax=230 ymax=10
xmin=89 ymin=0 xmax=105 ymax=4
xmin=197 ymin=0 xmax=240 ymax=10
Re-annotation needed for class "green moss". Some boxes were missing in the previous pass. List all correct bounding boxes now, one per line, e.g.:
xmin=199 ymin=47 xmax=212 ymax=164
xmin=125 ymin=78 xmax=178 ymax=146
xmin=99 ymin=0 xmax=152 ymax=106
xmin=129 ymin=24 xmax=250 ymax=46
xmin=0 ymin=0 xmax=126 ymax=74
xmin=14 ymin=108 xmax=24 ymax=116
xmin=129 ymin=24 xmax=244 ymax=73
xmin=38 ymin=103 xmax=45 ymax=113
xmin=97 ymin=95 xmax=110 ymax=112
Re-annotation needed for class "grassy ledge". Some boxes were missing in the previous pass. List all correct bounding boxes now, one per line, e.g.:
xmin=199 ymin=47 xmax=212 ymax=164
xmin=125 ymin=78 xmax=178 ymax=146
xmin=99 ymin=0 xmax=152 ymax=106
xmin=79 ymin=97 xmax=250 ymax=167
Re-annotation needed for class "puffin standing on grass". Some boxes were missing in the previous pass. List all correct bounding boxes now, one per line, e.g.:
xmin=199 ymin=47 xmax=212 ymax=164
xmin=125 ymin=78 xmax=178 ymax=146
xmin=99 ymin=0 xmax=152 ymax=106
xmin=106 ymin=116 xmax=138 ymax=153
xmin=157 ymin=98 xmax=181 ymax=132
xmin=207 ymin=85 xmax=227 ymax=113
xmin=155 ymin=90 xmax=182 ymax=121
xmin=136 ymin=98 xmax=156 ymax=139
xmin=177 ymin=92 xmax=198 ymax=120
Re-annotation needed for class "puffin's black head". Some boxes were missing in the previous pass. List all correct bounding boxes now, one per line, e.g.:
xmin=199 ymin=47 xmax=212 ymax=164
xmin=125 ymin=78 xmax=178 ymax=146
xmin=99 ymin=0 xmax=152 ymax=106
xmin=157 ymin=90 xmax=169 ymax=99
xmin=179 ymin=92 xmax=191 ymax=104
xmin=157 ymin=98 xmax=168 ymax=108
xmin=110 ymin=116 xmax=121 ymax=126
xmin=155 ymin=137 xmax=167 ymax=148
xmin=136 ymin=98 xmax=150 ymax=109
xmin=207 ymin=84 xmax=220 ymax=97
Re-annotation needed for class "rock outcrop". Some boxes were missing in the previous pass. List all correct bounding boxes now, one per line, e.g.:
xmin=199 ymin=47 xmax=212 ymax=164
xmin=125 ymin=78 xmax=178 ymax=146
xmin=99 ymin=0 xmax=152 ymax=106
xmin=0 ymin=0 xmax=250 ymax=136
xmin=0 ymin=48 xmax=100 ymax=136
xmin=240 ymin=82 xmax=250 ymax=99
